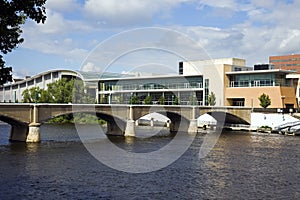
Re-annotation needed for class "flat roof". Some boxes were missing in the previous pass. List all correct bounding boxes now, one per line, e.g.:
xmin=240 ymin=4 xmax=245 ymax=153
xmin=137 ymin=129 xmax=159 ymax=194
xmin=226 ymin=69 xmax=295 ymax=75
xmin=94 ymin=74 xmax=203 ymax=82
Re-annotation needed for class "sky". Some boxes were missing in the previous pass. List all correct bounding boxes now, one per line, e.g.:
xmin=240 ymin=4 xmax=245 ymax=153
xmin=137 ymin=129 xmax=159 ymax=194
xmin=4 ymin=0 xmax=300 ymax=77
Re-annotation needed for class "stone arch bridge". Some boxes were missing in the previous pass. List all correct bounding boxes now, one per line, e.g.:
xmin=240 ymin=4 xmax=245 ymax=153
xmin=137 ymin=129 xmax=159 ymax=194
xmin=0 ymin=104 xmax=251 ymax=142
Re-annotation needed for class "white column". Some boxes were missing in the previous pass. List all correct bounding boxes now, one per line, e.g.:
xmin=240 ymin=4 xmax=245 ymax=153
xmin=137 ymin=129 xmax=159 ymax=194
xmin=125 ymin=106 xmax=135 ymax=137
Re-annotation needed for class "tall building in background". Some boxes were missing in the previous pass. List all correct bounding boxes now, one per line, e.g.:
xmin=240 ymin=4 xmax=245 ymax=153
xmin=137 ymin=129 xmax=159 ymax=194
xmin=269 ymin=53 xmax=300 ymax=73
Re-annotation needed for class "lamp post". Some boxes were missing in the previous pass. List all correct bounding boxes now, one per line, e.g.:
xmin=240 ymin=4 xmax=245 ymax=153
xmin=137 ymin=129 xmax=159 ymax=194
xmin=281 ymin=96 xmax=285 ymax=121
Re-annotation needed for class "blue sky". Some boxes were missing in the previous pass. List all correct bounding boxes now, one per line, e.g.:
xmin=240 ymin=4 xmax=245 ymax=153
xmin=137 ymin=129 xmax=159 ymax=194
xmin=4 ymin=0 xmax=300 ymax=77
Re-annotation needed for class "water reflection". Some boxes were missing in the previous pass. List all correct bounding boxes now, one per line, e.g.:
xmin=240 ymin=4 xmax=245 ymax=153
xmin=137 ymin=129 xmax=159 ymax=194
xmin=0 ymin=125 xmax=299 ymax=199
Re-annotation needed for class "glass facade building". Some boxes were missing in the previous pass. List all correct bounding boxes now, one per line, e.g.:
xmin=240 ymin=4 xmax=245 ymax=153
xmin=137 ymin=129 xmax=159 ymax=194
xmin=98 ymin=75 xmax=204 ymax=105
xmin=228 ymin=71 xmax=290 ymax=88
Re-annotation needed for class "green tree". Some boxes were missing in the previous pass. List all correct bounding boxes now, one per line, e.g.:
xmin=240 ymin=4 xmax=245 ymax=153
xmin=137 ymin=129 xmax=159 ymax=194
xmin=258 ymin=93 xmax=271 ymax=108
xmin=72 ymin=79 xmax=94 ymax=104
xmin=208 ymin=92 xmax=216 ymax=106
xmin=158 ymin=96 xmax=165 ymax=105
xmin=47 ymin=78 xmax=74 ymax=103
xmin=174 ymin=96 xmax=180 ymax=105
xmin=144 ymin=95 xmax=153 ymax=105
xmin=22 ymin=78 xmax=94 ymax=104
xmin=22 ymin=87 xmax=47 ymax=103
xmin=0 ymin=0 xmax=47 ymax=85
xmin=0 ymin=56 xmax=12 ymax=85
xmin=129 ymin=95 xmax=139 ymax=104
xmin=189 ymin=93 xmax=197 ymax=105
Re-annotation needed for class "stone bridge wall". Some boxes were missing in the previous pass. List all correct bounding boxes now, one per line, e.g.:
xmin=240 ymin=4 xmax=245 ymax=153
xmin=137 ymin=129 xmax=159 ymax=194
xmin=0 ymin=104 xmax=252 ymax=142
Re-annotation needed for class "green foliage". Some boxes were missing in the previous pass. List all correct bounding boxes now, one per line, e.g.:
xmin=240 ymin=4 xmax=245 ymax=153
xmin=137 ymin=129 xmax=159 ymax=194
xmin=158 ymin=96 xmax=165 ymax=105
xmin=22 ymin=78 xmax=94 ymax=104
xmin=258 ymin=93 xmax=271 ymax=108
xmin=174 ymin=96 xmax=180 ymax=105
xmin=130 ymin=95 xmax=139 ymax=104
xmin=0 ymin=56 xmax=12 ymax=85
xmin=208 ymin=92 xmax=216 ymax=106
xmin=144 ymin=95 xmax=153 ymax=105
xmin=47 ymin=114 xmax=73 ymax=124
xmin=47 ymin=78 xmax=74 ymax=103
xmin=72 ymin=113 xmax=107 ymax=125
xmin=47 ymin=113 xmax=107 ymax=125
xmin=72 ymin=79 xmax=95 ymax=104
xmin=22 ymin=87 xmax=46 ymax=103
xmin=189 ymin=93 xmax=197 ymax=105
xmin=0 ymin=0 xmax=47 ymax=84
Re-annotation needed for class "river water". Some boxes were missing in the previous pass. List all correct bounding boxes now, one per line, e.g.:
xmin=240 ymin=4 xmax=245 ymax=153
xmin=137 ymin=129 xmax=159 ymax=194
xmin=0 ymin=123 xmax=299 ymax=199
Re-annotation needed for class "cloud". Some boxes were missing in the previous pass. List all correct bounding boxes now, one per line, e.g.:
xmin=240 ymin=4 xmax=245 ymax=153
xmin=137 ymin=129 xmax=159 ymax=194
xmin=82 ymin=62 xmax=97 ymax=72
xmin=16 ymin=0 xmax=300 ymax=74
xmin=46 ymin=0 xmax=80 ymax=13
xmin=83 ymin=0 xmax=192 ymax=26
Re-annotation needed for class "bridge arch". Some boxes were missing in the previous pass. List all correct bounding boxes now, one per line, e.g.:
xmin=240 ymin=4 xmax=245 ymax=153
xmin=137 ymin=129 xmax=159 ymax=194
xmin=0 ymin=115 xmax=28 ymax=127
xmin=137 ymin=111 xmax=191 ymax=133
xmin=37 ymin=111 xmax=127 ymax=136
xmin=205 ymin=111 xmax=250 ymax=125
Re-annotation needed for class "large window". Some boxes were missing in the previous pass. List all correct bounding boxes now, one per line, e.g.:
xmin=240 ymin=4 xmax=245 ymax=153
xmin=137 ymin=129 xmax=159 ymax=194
xmin=99 ymin=76 xmax=203 ymax=92
xmin=229 ymin=73 xmax=288 ymax=87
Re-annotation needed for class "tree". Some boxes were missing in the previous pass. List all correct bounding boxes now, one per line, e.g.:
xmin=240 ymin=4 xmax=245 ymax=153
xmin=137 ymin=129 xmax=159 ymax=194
xmin=129 ymin=95 xmax=139 ymax=104
xmin=0 ymin=0 xmax=47 ymax=85
xmin=144 ymin=95 xmax=153 ymax=105
xmin=0 ymin=55 xmax=12 ymax=85
xmin=208 ymin=92 xmax=216 ymax=106
xmin=158 ymin=96 xmax=165 ymax=105
xmin=72 ymin=79 xmax=94 ymax=104
xmin=189 ymin=93 xmax=197 ymax=105
xmin=174 ymin=96 xmax=180 ymax=105
xmin=47 ymin=78 xmax=74 ymax=103
xmin=258 ymin=93 xmax=271 ymax=108
xmin=22 ymin=87 xmax=47 ymax=103
xmin=22 ymin=78 xmax=94 ymax=104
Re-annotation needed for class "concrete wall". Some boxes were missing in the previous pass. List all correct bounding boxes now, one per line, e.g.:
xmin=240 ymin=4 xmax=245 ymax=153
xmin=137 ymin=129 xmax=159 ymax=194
xmin=182 ymin=58 xmax=247 ymax=106
xmin=225 ymin=86 xmax=297 ymax=108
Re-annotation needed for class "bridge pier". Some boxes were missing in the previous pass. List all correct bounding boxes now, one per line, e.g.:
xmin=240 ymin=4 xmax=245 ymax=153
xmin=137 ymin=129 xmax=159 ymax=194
xmin=188 ymin=119 xmax=198 ymax=134
xmin=26 ymin=123 xmax=41 ymax=143
xmin=188 ymin=107 xmax=198 ymax=134
xmin=124 ymin=106 xmax=135 ymax=137
xmin=124 ymin=120 xmax=135 ymax=137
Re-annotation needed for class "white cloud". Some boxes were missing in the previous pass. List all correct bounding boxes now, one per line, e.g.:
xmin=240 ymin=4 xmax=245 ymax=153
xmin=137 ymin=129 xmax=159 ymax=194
xmin=46 ymin=0 xmax=80 ymax=13
xmin=83 ymin=0 xmax=192 ymax=26
xmin=197 ymin=0 xmax=237 ymax=9
xmin=36 ymin=9 xmax=66 ymax=34
xmin=82 ymin=62 xmax=97 ymax=72
xmin=15 ymin=0 xmax=300 ymax=73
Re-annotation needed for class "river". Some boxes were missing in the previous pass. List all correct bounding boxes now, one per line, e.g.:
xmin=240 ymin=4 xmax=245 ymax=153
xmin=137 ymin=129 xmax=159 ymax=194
xmin=0 ymin=123 xmax=299 ymax=199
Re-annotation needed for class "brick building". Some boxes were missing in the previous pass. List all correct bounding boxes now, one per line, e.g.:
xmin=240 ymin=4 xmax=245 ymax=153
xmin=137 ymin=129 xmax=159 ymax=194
xmin=270 ymin=54 xmax=300 ymax=73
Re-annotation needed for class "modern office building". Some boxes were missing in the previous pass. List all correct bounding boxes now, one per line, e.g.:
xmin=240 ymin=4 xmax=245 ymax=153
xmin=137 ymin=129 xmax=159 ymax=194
xmin=98 ymin=74 xmax=204 ymax=105
xmin=226 ymin=66 xmax=298 ymax=108
xmin=270 ymin=53 xmax=300 ymax=73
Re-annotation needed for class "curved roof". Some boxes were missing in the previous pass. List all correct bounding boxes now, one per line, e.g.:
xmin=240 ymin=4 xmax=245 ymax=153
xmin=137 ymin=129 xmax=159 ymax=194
xmin=3 ymin=69 xmax=81 ymax=88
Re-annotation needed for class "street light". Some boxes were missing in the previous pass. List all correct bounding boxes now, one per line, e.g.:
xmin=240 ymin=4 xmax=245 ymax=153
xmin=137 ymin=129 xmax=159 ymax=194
xmin=281 ymin=96 xmax=285 ymax=112
xmin=281 ymin=96 xmax=285 ymax=121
